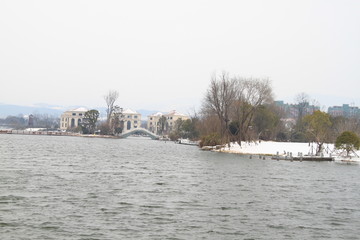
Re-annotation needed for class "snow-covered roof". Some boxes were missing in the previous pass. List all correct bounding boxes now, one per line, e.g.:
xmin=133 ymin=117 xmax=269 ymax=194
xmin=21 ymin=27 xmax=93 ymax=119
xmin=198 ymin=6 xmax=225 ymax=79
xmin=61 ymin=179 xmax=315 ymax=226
xmin=123 ymin=109 xmax=138 ymax=114
xmin=166 ymin=110 xmax=187 ymax=117
xmin=149 ymin=112 xmax=163 ymax=117
xmin=148 ymin=110 xmax=188 ymax=117
xmin=69 ymin=107 xmax=88 ymax=112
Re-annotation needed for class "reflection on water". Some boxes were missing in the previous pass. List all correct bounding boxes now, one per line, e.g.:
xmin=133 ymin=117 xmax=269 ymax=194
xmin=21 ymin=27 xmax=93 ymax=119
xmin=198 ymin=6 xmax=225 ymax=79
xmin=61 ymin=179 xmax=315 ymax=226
xmin=1 ymin=134 xmax=360 ymax=239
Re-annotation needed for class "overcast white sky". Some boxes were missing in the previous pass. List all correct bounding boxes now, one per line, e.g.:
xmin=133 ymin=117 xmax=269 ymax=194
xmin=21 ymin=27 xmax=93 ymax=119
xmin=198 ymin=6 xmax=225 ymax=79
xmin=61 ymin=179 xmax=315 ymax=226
xmin=1 ymin=0 xmax=359 ymax=113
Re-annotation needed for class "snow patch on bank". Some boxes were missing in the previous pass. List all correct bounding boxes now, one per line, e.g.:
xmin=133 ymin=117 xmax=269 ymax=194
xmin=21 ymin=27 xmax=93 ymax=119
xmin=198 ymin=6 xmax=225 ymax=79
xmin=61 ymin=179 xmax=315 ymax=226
xmin=218 ymin=141 xmax=336 ymax=156
xmin=217 ymin=141 xmax=360 ymax=162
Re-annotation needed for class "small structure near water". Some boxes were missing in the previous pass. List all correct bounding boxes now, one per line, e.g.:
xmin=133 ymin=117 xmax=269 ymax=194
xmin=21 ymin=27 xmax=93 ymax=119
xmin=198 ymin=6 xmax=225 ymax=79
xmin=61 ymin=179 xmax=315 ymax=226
xmin=271 ymin=152 xmax=333 ymax=161
xmin=175 ymin=138 xmax=199 ymax=146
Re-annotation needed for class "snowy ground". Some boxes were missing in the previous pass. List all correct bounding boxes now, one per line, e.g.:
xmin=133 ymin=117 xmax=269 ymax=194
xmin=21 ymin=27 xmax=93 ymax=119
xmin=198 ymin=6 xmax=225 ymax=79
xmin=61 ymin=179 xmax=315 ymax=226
xmin=217 ymin=141 xmax=360 ymax=162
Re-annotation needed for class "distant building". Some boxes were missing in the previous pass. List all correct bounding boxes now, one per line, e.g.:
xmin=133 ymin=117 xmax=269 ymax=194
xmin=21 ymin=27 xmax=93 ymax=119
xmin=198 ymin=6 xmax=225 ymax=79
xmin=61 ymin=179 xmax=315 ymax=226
xmin=328 ymin=104 xmax=360 ymax=118
xmin=60 ymin=107 xmax=88 ymax=130
xmin=28 ymin=114 xmax=34 ymax=127
xmin=147 ymin=112 xmax=163 ymax=134
xmin=121 ymin=109 xmax=141 ymax=132
xmin=280 ymin=118 xmax=296 ymax=130
xmin=147 ymin=110 xmax=190 ymax=135
xmin=275 ymin=100 xmax=319 ymax=119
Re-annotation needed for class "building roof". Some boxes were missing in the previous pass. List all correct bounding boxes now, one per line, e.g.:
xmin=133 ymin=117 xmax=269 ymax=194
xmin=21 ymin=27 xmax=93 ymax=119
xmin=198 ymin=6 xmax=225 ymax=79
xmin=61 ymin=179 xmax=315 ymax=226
xmin=68 ymin=107 xmax=88 ymax=112
xmin=123 ymin=108 xmax=138 ymax=114
xmin=166 ymin=110 xmax=187 ymax=117
xmin=149 ymin=112 xmax=163 ymax=117
xmin=148 ymin=110 xmax=188 ymax=118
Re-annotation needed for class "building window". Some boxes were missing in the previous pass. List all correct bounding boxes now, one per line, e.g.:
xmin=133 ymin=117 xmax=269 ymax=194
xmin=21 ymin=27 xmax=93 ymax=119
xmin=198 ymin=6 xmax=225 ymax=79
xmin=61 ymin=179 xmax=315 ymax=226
xmin=72 ymin=113 xmax=76 ymax=116
xmin=150 ymin=117 xmax=153 ymax=120
xmin=134 ymin=115 xmax=138 ymax=119
xmin=128 ymin=115 xmax=131 ymax=118
xmin=79 ymin=113 xmax=83 ymax=116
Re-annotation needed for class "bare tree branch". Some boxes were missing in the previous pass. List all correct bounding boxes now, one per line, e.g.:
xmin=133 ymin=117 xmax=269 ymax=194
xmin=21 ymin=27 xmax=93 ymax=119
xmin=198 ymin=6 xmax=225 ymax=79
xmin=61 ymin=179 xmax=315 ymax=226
xmin=104 ymin=90 xmax=119 ymax=123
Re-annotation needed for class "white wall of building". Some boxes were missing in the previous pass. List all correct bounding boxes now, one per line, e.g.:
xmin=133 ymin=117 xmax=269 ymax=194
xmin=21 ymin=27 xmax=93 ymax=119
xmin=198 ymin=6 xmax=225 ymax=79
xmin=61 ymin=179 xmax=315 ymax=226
xmin=60 ymin=107 xmax=88 ymax=130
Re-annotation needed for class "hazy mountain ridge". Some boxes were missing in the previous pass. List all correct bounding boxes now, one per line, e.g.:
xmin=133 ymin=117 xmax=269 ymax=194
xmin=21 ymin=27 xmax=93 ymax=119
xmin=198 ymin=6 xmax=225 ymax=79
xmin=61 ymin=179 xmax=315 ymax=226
xmin=0 ymin=104 xmax=64 ymax=118
xmin=0 ymin=104 xmax=159 ymax=119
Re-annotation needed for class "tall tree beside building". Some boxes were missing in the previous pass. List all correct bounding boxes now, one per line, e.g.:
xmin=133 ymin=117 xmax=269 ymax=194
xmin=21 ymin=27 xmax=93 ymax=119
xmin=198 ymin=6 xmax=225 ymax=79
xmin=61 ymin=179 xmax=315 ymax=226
xmin=158 ymin=116 xmax=167 ymax=135
xmin=111 ymin=106 xmax=123 ymax=134
xmin=170 ymin=118 xmax=199 ymax=140
xmin=104 ymin=90 xmax=119 ymax=124
xmin=83 ymin=109 xmax=99 ymax=134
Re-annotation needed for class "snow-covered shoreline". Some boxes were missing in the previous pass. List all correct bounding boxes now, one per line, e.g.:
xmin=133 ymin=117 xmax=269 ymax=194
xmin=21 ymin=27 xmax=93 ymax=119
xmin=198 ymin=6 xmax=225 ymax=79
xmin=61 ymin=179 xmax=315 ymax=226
xmin=215 ymin=141 xmax=360 ymax=161
xmin=216 ymin=141 xmax=333 ymax=156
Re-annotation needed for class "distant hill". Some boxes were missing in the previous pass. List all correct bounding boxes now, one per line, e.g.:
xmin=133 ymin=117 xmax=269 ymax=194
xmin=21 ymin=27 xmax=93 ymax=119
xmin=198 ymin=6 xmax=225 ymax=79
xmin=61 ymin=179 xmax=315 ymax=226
xmin=136 ymin=109 xmax=160 ymax=120
xmin=0 ymin=104 xmax=64 ymax=118
xmin=0 ymin=104 xmax=159 ymax=120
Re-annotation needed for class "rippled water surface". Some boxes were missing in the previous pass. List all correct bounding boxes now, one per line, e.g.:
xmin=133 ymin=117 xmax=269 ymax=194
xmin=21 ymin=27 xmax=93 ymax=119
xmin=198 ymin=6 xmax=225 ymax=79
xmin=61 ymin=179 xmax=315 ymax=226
xmin=1 ymin=134 xmax=360 ymax=239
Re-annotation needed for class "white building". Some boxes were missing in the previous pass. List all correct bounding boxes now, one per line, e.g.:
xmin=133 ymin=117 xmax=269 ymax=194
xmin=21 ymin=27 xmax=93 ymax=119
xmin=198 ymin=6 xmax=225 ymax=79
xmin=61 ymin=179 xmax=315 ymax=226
xmin=147 ymin=112 xmax=163 ymax=134
xmin=147 ymin=110 xmax=190 ymax=135
xmin=60 ymin=107 xmax=88 ymax=130
xmin=121 ymin=109 xmax=141 ymax=132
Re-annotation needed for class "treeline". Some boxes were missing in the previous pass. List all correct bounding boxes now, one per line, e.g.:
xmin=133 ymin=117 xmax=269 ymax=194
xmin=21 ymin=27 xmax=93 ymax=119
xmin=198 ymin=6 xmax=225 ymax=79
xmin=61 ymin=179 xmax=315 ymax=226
xmin=2 ymin=76 xmax=360 ymax=149
xmin=0 ymin=114 xmax=59 ymax=129
xmin=190 ymin=72 xmax=360 ymax=154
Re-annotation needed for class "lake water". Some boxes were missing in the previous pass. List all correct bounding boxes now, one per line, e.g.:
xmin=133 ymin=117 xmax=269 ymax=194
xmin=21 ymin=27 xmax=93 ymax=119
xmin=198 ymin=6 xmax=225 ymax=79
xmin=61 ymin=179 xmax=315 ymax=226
xmin=1 ymin=134 xmax=360 ymax=239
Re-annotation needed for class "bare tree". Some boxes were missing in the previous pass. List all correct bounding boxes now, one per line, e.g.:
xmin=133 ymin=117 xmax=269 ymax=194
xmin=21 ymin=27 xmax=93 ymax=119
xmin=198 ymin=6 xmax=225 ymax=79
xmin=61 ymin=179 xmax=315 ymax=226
xmin=104 ymin=90 xmax=119 ymax=123
xmin=157 ymin=115 xmax=167 ymax=135
xmin=231 ymin=77 xmax=273 ymax=144
xmin=198 ymin=111 xmax=221 ymax=134
xmin=331 ymin=116 xmax=360 ymax=142
xmin=203 ymin=72 xmax=237 ymax=142
xmin=111 ymin=105 xmax=123 ymax=135
xmin=294 ymin=92 xmax=310 ymax=121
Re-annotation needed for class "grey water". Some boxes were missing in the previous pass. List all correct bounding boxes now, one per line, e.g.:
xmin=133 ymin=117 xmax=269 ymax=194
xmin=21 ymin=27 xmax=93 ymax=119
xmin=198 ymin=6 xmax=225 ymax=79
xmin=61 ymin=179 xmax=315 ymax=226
xmin=1 ymin=135 xmax=360 ymax=240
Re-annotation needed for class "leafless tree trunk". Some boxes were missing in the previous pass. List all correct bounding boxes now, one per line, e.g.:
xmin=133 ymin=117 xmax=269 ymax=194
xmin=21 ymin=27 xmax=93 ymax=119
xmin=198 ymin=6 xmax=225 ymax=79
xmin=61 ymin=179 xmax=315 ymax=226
xmin=104 ymin=90 xmax=119 ymax=123
xmin=294 ymin=92 xmax=310 ymax=121
xmin=111 ymin=105 xmax=123 ymax=135
xmin=201 ymin=72 xmax=273 ymax=146
xmin=203 ymin=72 xmax=237 ymax=143
xmin=231 ymin=77 xmax=273 ymax=144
